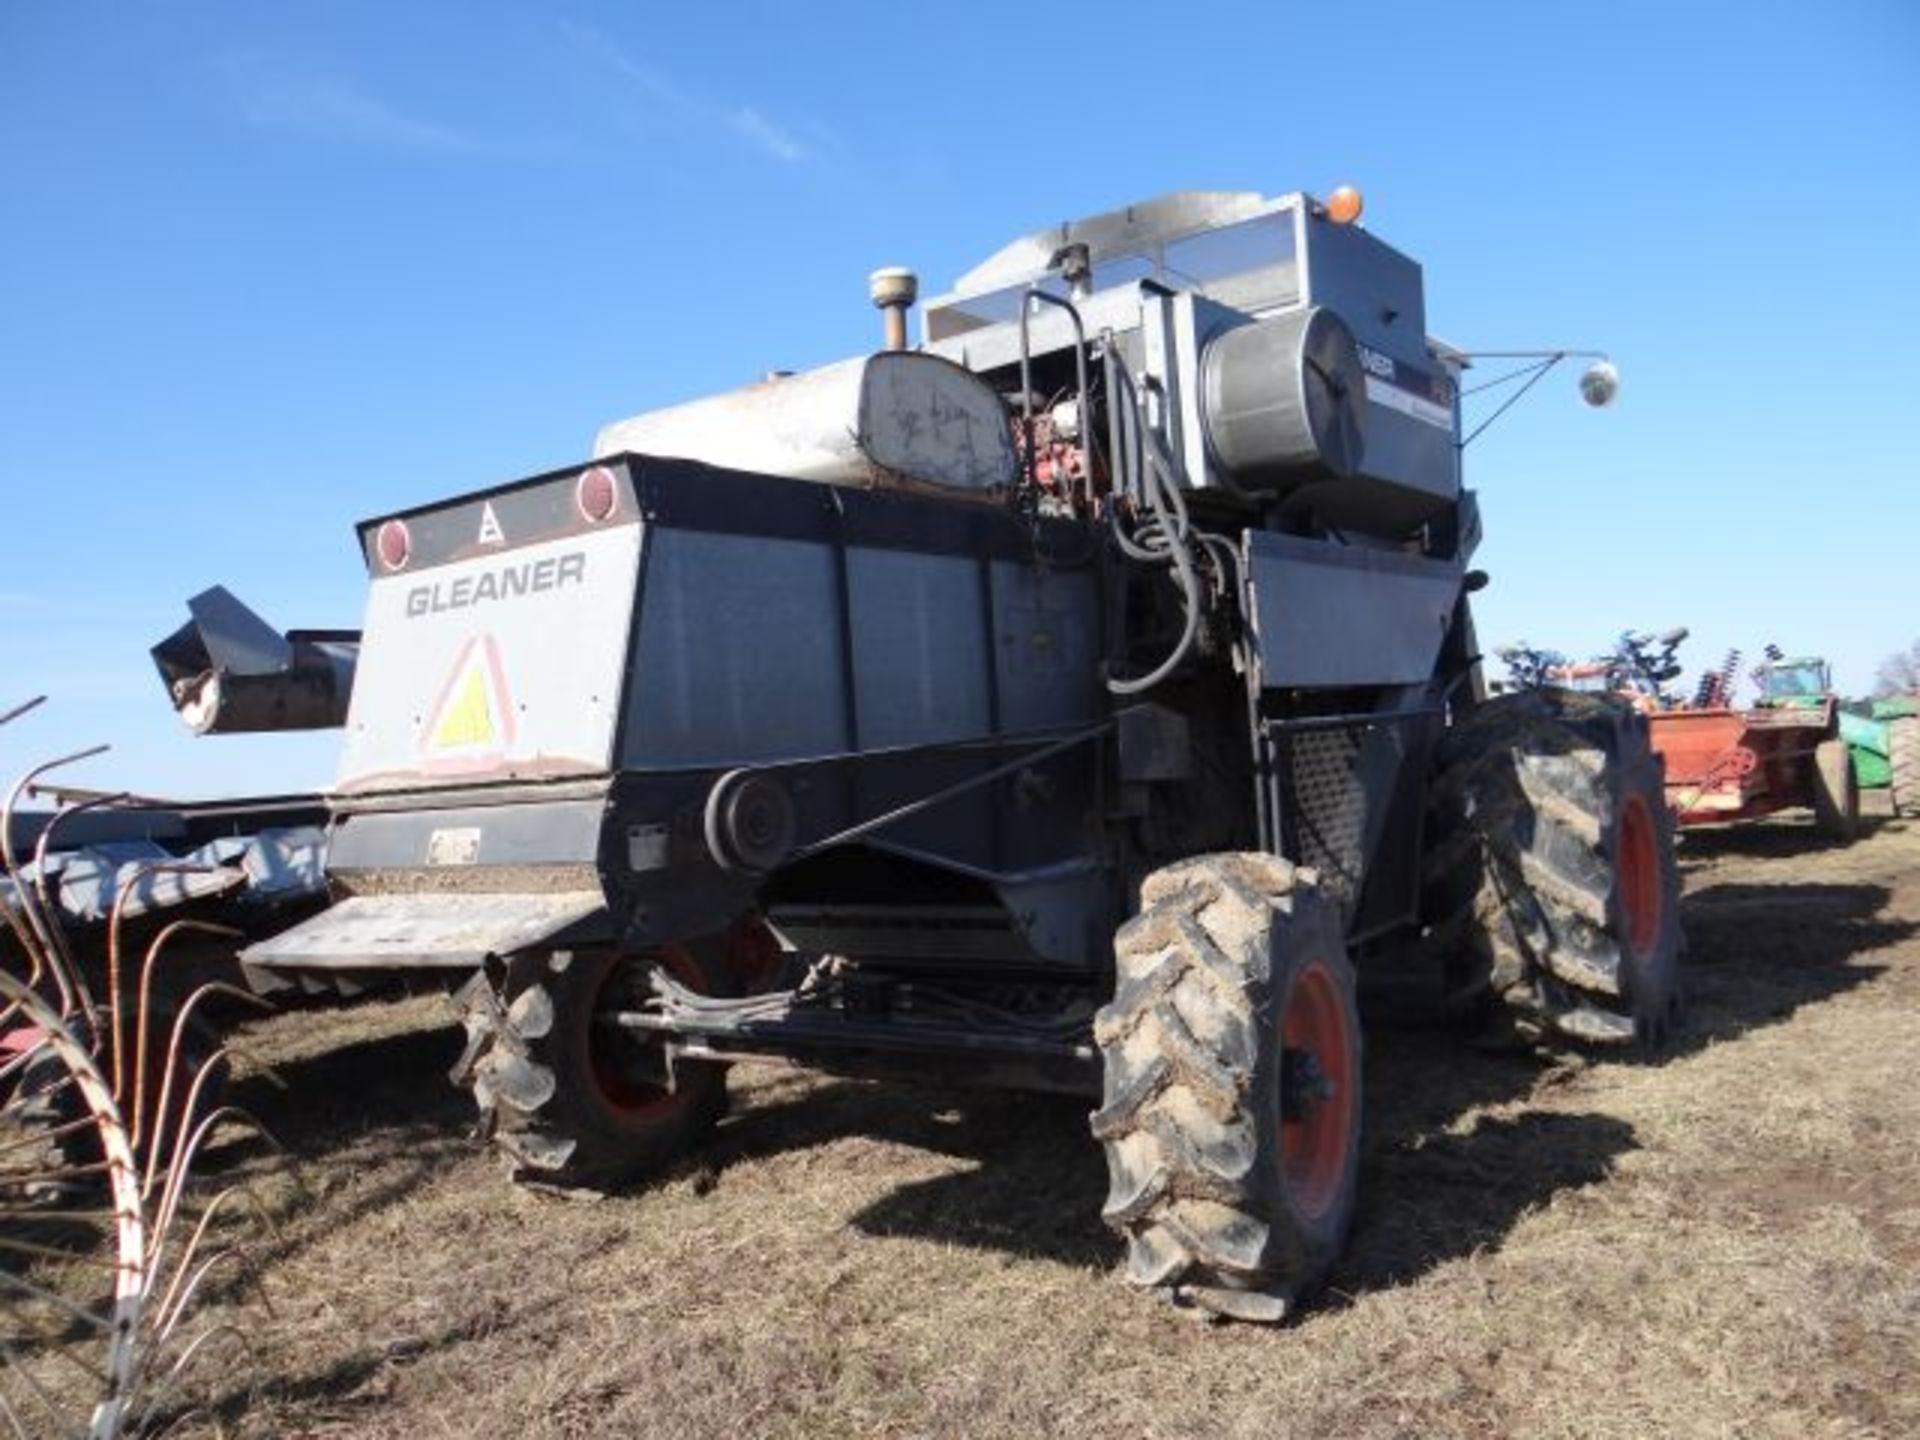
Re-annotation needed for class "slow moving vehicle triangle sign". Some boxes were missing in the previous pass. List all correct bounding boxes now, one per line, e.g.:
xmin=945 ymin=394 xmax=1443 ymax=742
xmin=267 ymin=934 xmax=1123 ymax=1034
xmin=422 ymin=634 xmax=516 ymax=768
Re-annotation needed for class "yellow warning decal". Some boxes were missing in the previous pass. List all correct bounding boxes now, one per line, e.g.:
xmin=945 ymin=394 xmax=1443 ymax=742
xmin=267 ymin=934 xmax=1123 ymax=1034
xmin=432 ymin=665 xmax=495 ymax=749
xmin=422 ymin=635 xmax=516 ymax=763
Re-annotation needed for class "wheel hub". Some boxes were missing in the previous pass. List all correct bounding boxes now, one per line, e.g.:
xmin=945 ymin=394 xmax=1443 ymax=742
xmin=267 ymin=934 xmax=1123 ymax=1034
xmin=1278 ymin=959 xmax=1357 ymax=1222
xmin=1281 ymin=1049 xmax=1336 ymax=1121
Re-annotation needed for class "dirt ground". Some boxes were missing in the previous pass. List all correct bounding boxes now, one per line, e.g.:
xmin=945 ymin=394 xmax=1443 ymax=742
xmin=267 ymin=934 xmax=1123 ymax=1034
xmin=153 ymin=801 xmax=1920 ymax=1438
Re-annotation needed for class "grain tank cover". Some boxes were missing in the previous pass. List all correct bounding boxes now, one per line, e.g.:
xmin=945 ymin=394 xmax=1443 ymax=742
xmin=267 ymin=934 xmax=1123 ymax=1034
xmin=593 ymin=351 xmax=1016 ymax=495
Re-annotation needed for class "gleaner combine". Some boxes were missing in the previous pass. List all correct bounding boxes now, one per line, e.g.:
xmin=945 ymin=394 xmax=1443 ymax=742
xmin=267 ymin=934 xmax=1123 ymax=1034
xmin=228 ymin=185 xmax=1681 ymax=1320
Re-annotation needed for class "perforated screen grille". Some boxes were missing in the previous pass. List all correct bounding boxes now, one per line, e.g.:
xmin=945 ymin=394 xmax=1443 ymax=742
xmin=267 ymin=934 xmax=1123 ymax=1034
xmin=1278 ymin=723 xmax=1412 ymax=923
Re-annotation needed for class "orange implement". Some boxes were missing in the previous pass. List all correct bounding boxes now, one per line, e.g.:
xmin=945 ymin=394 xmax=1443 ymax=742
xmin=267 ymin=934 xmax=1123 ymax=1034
xmin=1649 ymin=698 xmax=1836 ymax=827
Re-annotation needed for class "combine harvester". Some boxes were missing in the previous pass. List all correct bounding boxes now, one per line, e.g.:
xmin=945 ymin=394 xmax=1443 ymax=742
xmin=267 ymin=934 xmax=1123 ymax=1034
xmin=178 ymin=183 xmax=1676 ymax=1321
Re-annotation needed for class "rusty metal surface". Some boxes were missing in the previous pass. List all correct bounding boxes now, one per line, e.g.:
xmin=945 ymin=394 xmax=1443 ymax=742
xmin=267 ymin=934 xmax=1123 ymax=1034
xmin=337 ymin=862 xmax=602 ymax=896
xmin=1652 ymin=705 xmax=1835 ymax=825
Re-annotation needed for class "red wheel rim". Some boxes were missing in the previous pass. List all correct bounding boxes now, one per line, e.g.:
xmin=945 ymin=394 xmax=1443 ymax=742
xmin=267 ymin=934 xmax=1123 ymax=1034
xmin=1280 ymin=960 xmax=1356 ymax=1221
xmin=584 ymin=946 xmax=703 ymax=1124
xmin=1618 ymin=793 xmax=1661 ymax=958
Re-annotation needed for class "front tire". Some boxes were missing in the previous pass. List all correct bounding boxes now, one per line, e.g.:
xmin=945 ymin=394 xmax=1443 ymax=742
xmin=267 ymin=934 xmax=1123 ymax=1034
xmin=1092 ymin=853 xmax=1361 ymax=1323
xmin=1424 ymin=690 xmax=1683 ymax=1048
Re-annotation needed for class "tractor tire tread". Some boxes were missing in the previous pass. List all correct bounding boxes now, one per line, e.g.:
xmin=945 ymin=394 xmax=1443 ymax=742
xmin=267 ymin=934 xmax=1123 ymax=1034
xmin=1094 ymin=853 xmax=1359 ymax=1323
xmin=1422 ymin=690 xmax=1683 ymax=1047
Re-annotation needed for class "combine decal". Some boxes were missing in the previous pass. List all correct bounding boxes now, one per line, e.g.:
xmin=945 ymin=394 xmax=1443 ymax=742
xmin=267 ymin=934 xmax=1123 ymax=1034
xmin=478 ymin=500 xmax=506 ymax=546
xmin=337 ymin=497 xmax=642 ymax=792
xmin=423 ymin=634 xmax=517 ymax=766
xmin=1358 ymin=344 xmax=1456 ymax=432
xmin=403 ymin=552 xmax=587 ymax=617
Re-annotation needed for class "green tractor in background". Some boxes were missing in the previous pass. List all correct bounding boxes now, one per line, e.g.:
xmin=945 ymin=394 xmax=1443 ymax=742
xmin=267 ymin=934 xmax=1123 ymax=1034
xmin=1755 ymin=655 xmax=1918 ymax=817
xmin=1843 ymin=697 xmax=1919 ymax=818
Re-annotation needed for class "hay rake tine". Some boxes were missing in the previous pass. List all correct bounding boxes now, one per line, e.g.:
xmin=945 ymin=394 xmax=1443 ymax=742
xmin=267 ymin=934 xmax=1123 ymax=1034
xmin=0 ymin=977 xmax=147 ymax=1439
xmin=0 ymin=895 xmax=55 ymax=1032
xmin=2 ymin=747 xmax=111 ymax=1029
xmin=0 ymin=1159 xmax=112 ymax=1189
xmin=151 ymin=1247 xmax=259 ymax=1346
xmin=1 ymin=717 xmax=286 ymax=1434
xmin=151 ymin=1107 xmax=282 ymax=1266
xmin=0 ymin=904 xmax=47 ymax=1015
xmin=1 ymin=1332 xmax=91 ymax=1402
xmin=139 ymin=979 xmax=266 ymax=1194
xmin=0 ymin=1204 xmax=124 ymax=1224
xmin=28 ymin=792 xmax=131 ymax=1044
xmin=107 ymin=866 xmax=223 ymax=1118
xmin=128 ymin=1321 xmax=251 ymax=1435
xmin=150 ymin=1184 xmax=279 ymax=1338
xmin=0 ymin=1268 xmax=124 ymax=1333
xmin=143 ymin=1040 xmax=283 ymax=1204
xmin=0 ymin=1230 xmax=133 ymax=1267
xmin=0 ymin=1042 xmax=66 ymax=1090
xmin=129 ymin=923 xmax=245 ymax=1152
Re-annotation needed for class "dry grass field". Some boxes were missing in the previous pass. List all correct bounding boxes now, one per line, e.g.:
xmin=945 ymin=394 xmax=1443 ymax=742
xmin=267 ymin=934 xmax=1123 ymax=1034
xmin=111 ymin=801 xmax=1920 ymax=1436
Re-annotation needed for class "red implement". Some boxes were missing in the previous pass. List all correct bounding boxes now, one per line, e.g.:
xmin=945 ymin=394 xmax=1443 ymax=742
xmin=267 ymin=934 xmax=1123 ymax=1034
xmin=1649 ymin=698 xmax=1836 ymax=827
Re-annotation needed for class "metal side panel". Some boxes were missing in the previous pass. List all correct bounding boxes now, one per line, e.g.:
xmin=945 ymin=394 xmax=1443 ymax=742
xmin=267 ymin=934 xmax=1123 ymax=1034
xmin=989 ymin=560 xmax=1101 ymax=730
xmin=624 ymin=527 xmax=848 ymax=767
xmin=848 ymin=547 xmax=990 ymax=748
xmin=242 ymin=891 xmax=607 ymax=973
xmin=327 ymin=793 xmax=608 ymax=872
xmin=1246 ymin=531 xmax=1461 ymax=689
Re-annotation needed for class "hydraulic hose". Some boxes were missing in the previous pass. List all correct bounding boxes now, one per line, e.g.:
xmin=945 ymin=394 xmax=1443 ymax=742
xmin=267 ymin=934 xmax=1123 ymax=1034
xmin=1106 ymin=376 xmax=1205 ymax=696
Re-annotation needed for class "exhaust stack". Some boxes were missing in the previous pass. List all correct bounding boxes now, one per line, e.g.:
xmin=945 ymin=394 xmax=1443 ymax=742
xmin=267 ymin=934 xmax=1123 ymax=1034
xmin=868 ymin=266 xmax=918 ymax=351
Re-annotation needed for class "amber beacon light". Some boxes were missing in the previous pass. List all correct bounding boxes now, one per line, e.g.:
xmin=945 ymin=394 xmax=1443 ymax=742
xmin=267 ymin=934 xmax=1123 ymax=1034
xmin=1324 ymin=185 xmax=1365 ymax=225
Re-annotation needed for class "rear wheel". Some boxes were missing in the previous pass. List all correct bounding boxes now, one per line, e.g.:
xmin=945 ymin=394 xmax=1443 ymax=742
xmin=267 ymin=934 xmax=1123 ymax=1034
xmin=1890 ymin=715 xmax=1920 ymax=819
xmin=1811 ymin=737 xmax=1859 ymax=842
xmin=1092 ymin=853 xmax=1360 ymax=1323
xmin=1424 ymin=690 xmax=1683 ymax=1047
xmin=453 ymin=936 xmax=737 ymax=1188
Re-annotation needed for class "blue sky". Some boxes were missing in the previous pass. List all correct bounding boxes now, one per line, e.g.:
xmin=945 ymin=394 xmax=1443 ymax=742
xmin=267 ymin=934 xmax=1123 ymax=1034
xmin=2 ymin=2 xmax=1916 ymax=797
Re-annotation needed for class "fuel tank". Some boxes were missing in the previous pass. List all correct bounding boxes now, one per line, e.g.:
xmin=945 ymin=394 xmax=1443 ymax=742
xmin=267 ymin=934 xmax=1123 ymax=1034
xmin=592 ymin=351 xmax=1017 ymax=497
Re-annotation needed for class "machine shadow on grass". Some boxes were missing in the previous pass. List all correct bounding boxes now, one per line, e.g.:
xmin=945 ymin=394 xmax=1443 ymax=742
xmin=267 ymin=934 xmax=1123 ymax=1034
xmin=178 ymin=1284 xmax=572 ymax=1435
xmin=1673 ymin=879 xmax=1906 ymax=1050
xmin=196 ymin=869 xmax=1904 ymax=1324
xmin=241 ymin=1020 xmax=473 ymax=1145
xmin=196 ymin=1021 xmax=476 ymax=1272
xmin=696 ymin=1036 xmax=1636 ymax=1308
xmin=697 ymin=877 xmax=1907 ymax=1307
xmin=1676 ymin=814 xmax=1895 ymax=863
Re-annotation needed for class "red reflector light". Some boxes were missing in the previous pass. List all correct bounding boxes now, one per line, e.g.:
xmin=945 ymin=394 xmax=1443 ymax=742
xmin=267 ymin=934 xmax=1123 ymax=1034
xmin=376 ymin=519 xmax=411 ymax=571
xmin=576 ymin=466 xmax=618 ymax=523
